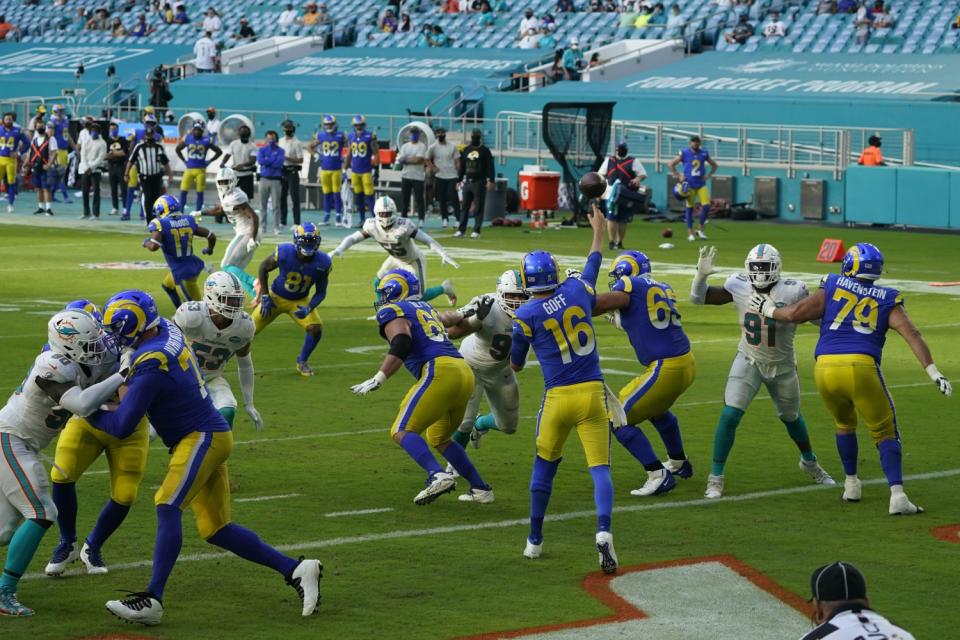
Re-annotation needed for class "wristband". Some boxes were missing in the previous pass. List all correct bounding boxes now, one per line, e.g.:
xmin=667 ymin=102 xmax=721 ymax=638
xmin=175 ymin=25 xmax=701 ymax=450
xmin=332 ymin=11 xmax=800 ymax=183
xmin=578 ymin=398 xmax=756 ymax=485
xmin=926 ymin=364 xmax=943 ymax=382
xmin=374 ymin=371 xmax=387 ymax=385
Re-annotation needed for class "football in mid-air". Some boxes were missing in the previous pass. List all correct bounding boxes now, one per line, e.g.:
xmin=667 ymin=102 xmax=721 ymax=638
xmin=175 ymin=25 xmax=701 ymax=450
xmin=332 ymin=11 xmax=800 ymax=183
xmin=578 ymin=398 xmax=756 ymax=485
xmin=578 ymin=172 xmax=605 ymax=199
xmin=662 ymin=228 xmax=674 ymax=238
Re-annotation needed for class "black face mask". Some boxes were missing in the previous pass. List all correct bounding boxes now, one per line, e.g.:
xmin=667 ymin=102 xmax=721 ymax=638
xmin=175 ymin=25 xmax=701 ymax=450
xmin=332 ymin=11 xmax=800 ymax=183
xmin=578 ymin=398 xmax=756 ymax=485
xmin=438 ymin=134 xmax=446 ymax=142
xmin=616 ymin=147 xmax=628 ymax=158
xmin=284 ymin=129 xmax=295 ymax=136
xmin=471 ymin=135 xmax=481 ymax=146
xmin=240 ymin=134 xmax=250 ymax=142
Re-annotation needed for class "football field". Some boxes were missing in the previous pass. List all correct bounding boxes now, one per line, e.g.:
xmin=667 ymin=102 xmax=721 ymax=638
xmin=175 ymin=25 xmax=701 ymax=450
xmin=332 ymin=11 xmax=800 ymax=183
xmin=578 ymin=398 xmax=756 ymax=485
xmin=0 ymin=217 xmax=958 ymax=639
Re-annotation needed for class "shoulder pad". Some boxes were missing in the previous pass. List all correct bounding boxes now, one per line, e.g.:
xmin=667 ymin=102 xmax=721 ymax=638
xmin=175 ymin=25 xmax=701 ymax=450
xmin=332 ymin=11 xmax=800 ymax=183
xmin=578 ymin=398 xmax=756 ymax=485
xmin=174 ymin=303 xmax=206 ymax=331
xmin=361 ymin=218 xmax=376 ymax=234
xmin=148 ymin=218 xmax=162 ymax=233
xmin=376 ymin=303 xmax=405 ymax=326
xmin=34 ymin=351 xmax=81 ymax=384
xmin=238 ymin=313 xmax=257 ymax=341
xmin=819 ymin=274 xmax=831 ymax=288
xmin=513 ymin=317 xmax=533 ymax=338
xmin=222 ymin=188 xmax=248 ymax=210
xmin=132 ymin=350 xmax=169 ymax=374
xmin=611 ymin=276 xmax=632 ymax=293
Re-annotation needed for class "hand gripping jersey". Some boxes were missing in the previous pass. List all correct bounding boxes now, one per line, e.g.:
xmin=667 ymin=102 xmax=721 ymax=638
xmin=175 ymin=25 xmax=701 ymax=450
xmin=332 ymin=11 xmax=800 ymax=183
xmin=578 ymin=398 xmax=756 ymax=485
xmin=679 ymin=147 xmax=711 ymax=189
xmin=148 ymin=214 xmax=206 ymax=282
xmin=270 ymin=243 xmax=333 ymax=301
xmin=362 ymin=217 xmax=423 ymax=262
xmin=183 ymin=132 xmax=213 ymax=168
xmin=175 ymin=301 xmax=255 ymax=378
xmin=611 ymin=275 xmax=690 ymax=366
xmin=512 ymin=278 xmax=603 ymax=390
xmin=724 ymin=273 xmax=807 ymax=372
xmin=815 ymin=273 xmax=902 ymax=363
xmin=459 ymin=295 xmax=515 ymax=369
xmin=347 ymin=130 xmax=375 ymax=173
xmin=316 ymin=130 xmax=347 ymax=171
xmin=222 ymin=187 xmax=257 ymax=237
xmin=376 ymin=300 xmax=462 ymax=377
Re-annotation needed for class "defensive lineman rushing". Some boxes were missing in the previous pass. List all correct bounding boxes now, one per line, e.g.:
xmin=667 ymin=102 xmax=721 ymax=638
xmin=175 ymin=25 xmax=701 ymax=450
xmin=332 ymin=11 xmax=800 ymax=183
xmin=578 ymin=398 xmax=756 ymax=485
xmin=690 ymin=245 xmax=834 ymax=499
xmin=174 ymin=272 xmax=263 ymax=431
xmin=208 ymin=166 xmax=261 ymax=296
xmin=0 ymin=310 xmax=128 ymax=616
xmin=331 ymin=195 xmax=459 ymax=305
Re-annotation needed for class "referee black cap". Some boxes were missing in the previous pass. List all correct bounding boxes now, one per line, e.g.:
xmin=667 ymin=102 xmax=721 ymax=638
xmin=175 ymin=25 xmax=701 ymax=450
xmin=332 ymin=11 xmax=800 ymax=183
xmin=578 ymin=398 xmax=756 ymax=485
xmin=810 ymin=561 xmax=867 ymax=602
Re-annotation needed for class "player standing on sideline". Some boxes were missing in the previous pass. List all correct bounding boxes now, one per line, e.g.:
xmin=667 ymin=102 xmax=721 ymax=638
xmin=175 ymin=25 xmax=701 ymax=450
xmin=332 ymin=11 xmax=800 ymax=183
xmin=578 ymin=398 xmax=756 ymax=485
xmin=175 ymin=272 xmax=263 ymax=430
xmin=307 ymin=115 xmax=347 ymax=226
xmin=592 ymin=250 xmax=695 ymax=497
xmin=0 ymin=112 xmax=29 ymax=213
xmin=510 ymin=205 xmax=618 ymax=573
xmin=668 ymin=135 xmax=718 ymax=242
xmin=45 ymin=300 xmax=151 ymax=578
xmin=143 ymin=195 xmax=216 ymax=308
xmin=331 ymin=195 xmax=459 ymax=305
xmin=175 ymin=119 xmax=222 ymax=213
xmin=0 ymin=310 xmax=129 ymax=616
xmin=253 ymin=223 xmax=331 ymax=377
xmin=88 ymin=291 xmax=321 ymax=625
xmin=49 ymin=104 xmax=74 ymax=204
xmin=350 ymin=269 xmax=495 ymax=505
xmin=442 ymin=270 xmax=527 ymax=452
xmin=750 ymin=242 xmax=952 ymax=515
xmin=204 ymin=167 xmax=260 ymax=295
xmin=691 ymin=245 xmax=834 ymax=499
xmin=344 ymin=115 xmax=378 ymax=225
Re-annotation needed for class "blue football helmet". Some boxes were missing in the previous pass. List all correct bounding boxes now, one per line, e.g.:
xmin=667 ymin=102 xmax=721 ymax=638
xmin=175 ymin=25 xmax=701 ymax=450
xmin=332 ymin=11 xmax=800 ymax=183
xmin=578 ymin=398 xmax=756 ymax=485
xmin=352 ymin=114 xmax=366 ymax=131
xmin=841 ymin=242 xmax=884 ymax=281
xmin=609 ymin=251 xmax=652 ymax=283
xmin=322 ymin=114 xmax=337 ymax=132
xmin=520 ymin=250 xmax=560 ymax=293
xmin=143 ymin=113 xmax=157 ymax=125
xmin=102 ymin=290 xmax=160 ymax=348
xmin=673 ymin=181 xmax=690 ymax=201
xmin=293 ymin=223 xmax=321 ymax=257
xmin=153 ymin=194 xmax=181 ymax=219
xmin=376 ymin=269 xmax=421 ymax=308
xmin=65 ymin=299 xmax=103 ymax=324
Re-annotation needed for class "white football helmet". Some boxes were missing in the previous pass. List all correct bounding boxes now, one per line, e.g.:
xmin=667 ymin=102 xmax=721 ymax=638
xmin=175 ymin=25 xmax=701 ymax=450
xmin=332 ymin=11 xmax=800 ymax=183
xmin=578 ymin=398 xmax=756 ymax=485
xmin=745 ymin=243 xmax=782 ymax=289
xmin=374 ymin=196 xmax=398 ymax=229
xmin=496 ymin=269 xmax=528 ymax=314
xmin=204 ymin=271 xmax=246 ymax=319
xmin=216 ymin=166 xmax=239 ymax=200
xmin=47 ymin=310 xmax=110 ymax=365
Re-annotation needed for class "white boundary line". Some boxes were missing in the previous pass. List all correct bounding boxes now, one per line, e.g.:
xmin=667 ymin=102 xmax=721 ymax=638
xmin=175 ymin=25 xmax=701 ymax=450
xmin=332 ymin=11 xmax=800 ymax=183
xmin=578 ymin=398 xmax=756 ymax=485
xmin=23 ymin=467 xmax=959 ymax=580
xmin=235 ymin=493 xmax=303 ymax=503
xmin=325 ymin=507 xmax=394 ymax=518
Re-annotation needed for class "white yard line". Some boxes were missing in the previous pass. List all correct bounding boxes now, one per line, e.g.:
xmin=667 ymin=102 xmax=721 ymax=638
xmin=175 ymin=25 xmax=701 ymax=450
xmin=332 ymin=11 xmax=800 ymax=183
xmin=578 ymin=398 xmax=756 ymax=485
xmin=23 ymin=467 xmax=960 ymax=581
xmin=235 ymin=493 xmax=303 ymax=503
xmin=325 ymin=507 xmax=394 ymax=518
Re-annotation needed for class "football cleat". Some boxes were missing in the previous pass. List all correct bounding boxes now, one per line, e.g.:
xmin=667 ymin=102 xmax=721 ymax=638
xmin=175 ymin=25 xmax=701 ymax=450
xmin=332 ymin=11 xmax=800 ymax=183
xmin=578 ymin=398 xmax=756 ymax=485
xmin=800 ymin=459 xmax=836 ymax=486
xmin=889 ymin=491 xmax=923 ymax=516
xmin=523 ymin=539 xmax=542 ymax=560
xmin=414 ymin=471 xmax=456 ymax=505
xmin=105 ymin=591 xmax=164 ymax=626
xmin=45 ymin=540 xmax=78 ymax=577
xmin=286 ymin=558 xmax=323 ymax=616
xmin=81 ymin=542 xmax=108 ymax=575
xmin=704 ymin=474 xmax=724 ymax=499
xmin=596 ymin=531 xmax=618 ymax=575
xmin=663 ymin=458 xmax=693 ymax=479
xmin=458 ymin=487 xmax=495 ymax=504
xmin=843 ymin=476 xmax=862 ymax=502
xmin=452 ymin=230 xmax=463 ymax=238
xmin=695 ymin=229 xmax=708 ymax=240
xmin=630 ymin=469 xmax=676 ymax=497
xmin=296 ymin=361 xmax=314 ymax=377
xmin=470 ymin=231 xmax=480 ymax=239
xmin=444 ymin=462 xmax=460 ymax=478
xmin=687 ymin=233 xmax=696 ymax=242
xmin=442 ymin=279 xmax=457 ymax=306
xmin=0 ymin=587 xmax=33 ymax=616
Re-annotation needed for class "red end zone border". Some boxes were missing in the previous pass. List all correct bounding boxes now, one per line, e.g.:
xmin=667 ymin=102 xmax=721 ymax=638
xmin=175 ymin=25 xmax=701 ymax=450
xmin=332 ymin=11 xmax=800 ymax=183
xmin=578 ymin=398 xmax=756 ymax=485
xmin=930 ymin=524 xmax=960 ymax=543
xmin=454 ymin=554 xmax=811 ymax=640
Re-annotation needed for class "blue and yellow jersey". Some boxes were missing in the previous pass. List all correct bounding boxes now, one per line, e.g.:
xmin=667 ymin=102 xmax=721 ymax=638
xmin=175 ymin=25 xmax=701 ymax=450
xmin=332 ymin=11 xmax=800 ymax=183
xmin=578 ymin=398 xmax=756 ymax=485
xmin=51 ymin=115 xmax=70 ymax=148
xmin=347 ymin=130 xmax=375 ymax=173
xmin=612 ymin=275 xmax=690 ymax=366
xmin=148 ymin=214 xmax=205 ymax=282
xmin=183 ymin=132 xmax=212 ymax=169
xmin=270 ymin=243 xmax=333 ymax=302
xmin=512 ymin=275 xmax=603 ymax=390
xmin=679 ymin=147 xmax=710 ymax=189
xmin=0 ymin=124 xmax=27 ymax=157
xmin=316 ymin=130 xmax=347 ymax=171
xmin=815 ymin=273 xmax=902 ymax=363
xmin=376 ymin=299 xmax=462 ymax=377
xmin=89 ymin=319 xmax=228 ymax=449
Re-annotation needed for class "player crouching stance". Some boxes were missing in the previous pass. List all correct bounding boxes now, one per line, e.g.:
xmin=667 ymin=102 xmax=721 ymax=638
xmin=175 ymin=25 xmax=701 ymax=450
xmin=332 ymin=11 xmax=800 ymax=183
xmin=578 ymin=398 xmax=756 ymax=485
xmin=351 ymin=269 xmax=495 ymax=505
xmin=175 ymin=272 xmax=263 ymax=431
xmin=511 ymin=207 xmax=617 ymax=574
xmin=750 ymin=243 xmax=952 ymax=515
xmin=208 ymin=167 xmax=260 ymax=296
xmin=594 ymin=251 xmax=695 ymax=497
xmin=691 ymin=245 xmax=834 ymax=499
xmin=0 ymin=310 xmax=128 ymax=615
xmin=87 ymin=291 xmax=320 ymax=625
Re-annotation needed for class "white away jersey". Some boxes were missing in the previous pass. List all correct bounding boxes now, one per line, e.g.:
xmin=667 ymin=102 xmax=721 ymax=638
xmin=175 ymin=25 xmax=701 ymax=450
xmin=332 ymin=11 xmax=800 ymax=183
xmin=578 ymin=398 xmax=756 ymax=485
xmin=0 ymin=351 xmax=94 ymax=450
xmin=362 ymin=217 xmax=423 ymax=263
xmin=799 ymin=607 xmax=915 ymax=640
xmin=222 ymin=187 xmax=258 ymax=237
xmin=175 ymin=301 xmax=255 ymax=378
xmin=459 ymin=295 xmax=515 ymax=369
xmin=724 ymin=273 xmax=808 ymax=369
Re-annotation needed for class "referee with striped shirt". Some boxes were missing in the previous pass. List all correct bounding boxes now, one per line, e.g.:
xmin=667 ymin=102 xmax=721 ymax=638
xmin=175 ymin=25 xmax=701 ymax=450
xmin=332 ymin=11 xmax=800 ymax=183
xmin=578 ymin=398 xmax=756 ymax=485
xmin=125 ymin=123 xmax=172 ymax=223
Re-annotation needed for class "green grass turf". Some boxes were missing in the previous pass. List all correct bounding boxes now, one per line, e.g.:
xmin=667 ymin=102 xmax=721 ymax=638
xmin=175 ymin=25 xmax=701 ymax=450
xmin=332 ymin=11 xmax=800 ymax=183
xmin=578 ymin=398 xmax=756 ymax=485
xmin=0 ymin=219 xmax=957 ymax=639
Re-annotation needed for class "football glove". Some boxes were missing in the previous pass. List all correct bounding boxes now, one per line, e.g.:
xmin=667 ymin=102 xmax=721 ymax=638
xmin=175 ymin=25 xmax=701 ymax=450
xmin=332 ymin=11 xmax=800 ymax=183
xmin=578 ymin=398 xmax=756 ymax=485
xmin=440 ymin=252 xmax=460 ymax=269
xmin=696 ymin=245 xmax=719 ymax=278
xmin=245 ymin=404 xmax=264 ymax=431
xmin=259 ymin=294 xmax=274 ymax=316
xmin=475 ymin=295 xmax=495 ymax=321
xmin=351 ymin=371 xmax=387 ymax=395
xmin=748 ymin=292 xmax=776 ymax=318
xmin=331 ymin=247 xmax=344 ymax=259
xmin=294 ymin=305 xmax=311 ymax=319
xmin=565 ymin=268 xmax=582 ymax=280
xmin=926 ymin=365 xmax=953 ymax=397
xmin=201 ymin=246 xmax=213 ymax=255
xmin=605 ymin=310 xmax=623 ymax=330
xmin=118 ymin=347 xmax=136 ymax=378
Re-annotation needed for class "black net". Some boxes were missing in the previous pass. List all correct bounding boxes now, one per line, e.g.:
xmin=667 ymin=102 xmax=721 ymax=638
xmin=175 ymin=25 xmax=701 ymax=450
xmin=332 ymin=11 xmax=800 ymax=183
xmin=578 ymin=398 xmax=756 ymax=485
xmin=541 ymin=102 xmax=615 ymax=222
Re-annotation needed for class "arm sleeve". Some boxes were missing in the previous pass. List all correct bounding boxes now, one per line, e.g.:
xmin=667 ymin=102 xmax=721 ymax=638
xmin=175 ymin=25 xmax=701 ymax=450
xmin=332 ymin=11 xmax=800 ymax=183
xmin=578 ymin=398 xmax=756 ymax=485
xmin=581 ymin=251 xmax=603 ymax=288
xmin=58 ymin=372 xmax=126 ymax=417
xmin=334 ymin=230 xmax=366 ymax=253
xmin=413 ymin=229 xmax=446 ymax=255
xmin=690 ymin=274 xmax=708 ymax=305
xmin=236 ymin=353 xmax=255 ymax=406
xmin=87 ymin=371 xmax=164 ymax=439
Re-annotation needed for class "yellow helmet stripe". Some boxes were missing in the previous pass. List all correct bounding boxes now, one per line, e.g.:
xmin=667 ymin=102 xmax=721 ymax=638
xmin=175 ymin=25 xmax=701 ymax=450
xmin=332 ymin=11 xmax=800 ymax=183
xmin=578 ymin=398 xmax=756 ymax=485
xmin=103 ymin=301 xmax=146 ymax=339
xmin=381 ymin=273 xmax=409 ymax=300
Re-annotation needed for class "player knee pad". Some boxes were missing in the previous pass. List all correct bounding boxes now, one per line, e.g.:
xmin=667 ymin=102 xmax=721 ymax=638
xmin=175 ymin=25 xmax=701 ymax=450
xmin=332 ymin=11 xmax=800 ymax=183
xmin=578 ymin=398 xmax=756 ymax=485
xmin=218 ymin=406 xmax=236 ymax=426
xmin=111 ymin=473 xmax=144 ymax=506
xmin=497 ymin=418 xmax=518 ymax=435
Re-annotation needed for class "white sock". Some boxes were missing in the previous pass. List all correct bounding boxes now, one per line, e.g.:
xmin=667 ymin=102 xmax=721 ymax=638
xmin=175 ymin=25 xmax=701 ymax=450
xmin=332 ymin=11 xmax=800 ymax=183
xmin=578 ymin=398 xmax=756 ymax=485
xmin=889 ymin=484 xmax=905 ymax=497
xmin=44 ymin=201 xmax=51 ymax=210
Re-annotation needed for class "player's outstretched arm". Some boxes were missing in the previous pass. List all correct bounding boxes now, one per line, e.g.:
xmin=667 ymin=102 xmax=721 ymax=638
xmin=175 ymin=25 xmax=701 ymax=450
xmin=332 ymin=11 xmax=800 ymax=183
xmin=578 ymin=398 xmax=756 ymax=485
xmin=235 ymin=342 xmax=264 ymax=430
xmin=88 ymin=370 xmax=164 ymax=439
xmin=37 ymin=370 xmax=126 ymax=418
xmin=331 ymin=230 xmax=368 ymax=258
xmin=416 ymin=229 xmax=459 ymax=269
xmin=593 ymin=291 xmax=629 ymax=315
xmin=196 ymin=225 xmax=216 ymax=255
xmin=889 ymin=305 xmax=952 ymax=396
xmin=351 ymin=318 xmax=409 ymax=394
xmin=441 ymin=296 xmax=494 ymax=338
xmin=690 ymin=246 xmax=732 ymax=305
xmin=755 ymin=288 xmax=825 ymax=323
